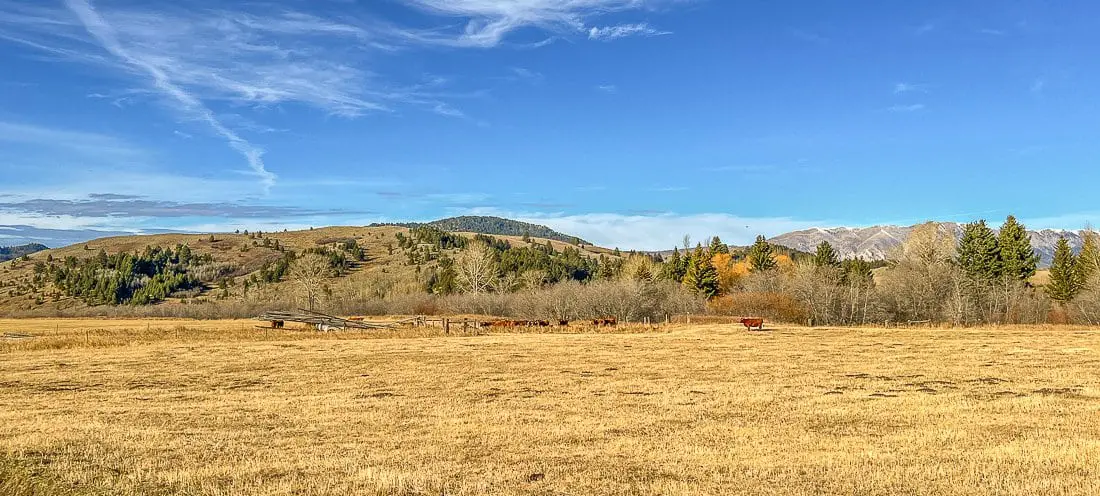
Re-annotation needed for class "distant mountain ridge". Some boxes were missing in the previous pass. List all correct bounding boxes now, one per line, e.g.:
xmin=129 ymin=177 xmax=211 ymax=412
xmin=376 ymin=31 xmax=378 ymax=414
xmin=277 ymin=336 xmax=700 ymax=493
xmin=0 ymin=243 xmax=49 ymax=262
xmin=372 ymin=216 xmax=589 ymax=245
xmin=771 ymin=224 xmax=1086 ymax=267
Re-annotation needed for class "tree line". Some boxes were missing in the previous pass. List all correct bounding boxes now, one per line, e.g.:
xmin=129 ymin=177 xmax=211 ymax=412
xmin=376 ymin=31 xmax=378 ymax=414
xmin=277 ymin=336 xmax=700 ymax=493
xmin=334 ymin=216 xmax=1100 ymax=325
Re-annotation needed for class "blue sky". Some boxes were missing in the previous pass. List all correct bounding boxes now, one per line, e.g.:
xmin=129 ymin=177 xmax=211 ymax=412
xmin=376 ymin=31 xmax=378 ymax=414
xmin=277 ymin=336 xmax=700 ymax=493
xmin=1 ymin=0 xmax=1097 ymax=250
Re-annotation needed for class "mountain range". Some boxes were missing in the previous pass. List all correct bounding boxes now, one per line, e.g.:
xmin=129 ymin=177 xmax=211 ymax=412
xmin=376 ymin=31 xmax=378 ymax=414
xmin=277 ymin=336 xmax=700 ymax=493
xmin=770 ymin=224 xmax=1086 ymax=267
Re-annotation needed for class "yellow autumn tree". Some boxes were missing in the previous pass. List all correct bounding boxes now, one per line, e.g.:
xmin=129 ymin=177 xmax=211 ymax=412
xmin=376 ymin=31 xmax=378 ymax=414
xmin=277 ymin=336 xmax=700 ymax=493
xmin=712 ymin=253 xmax=750 ymax=294
xmin=775 ymin=254 xmax=795 ymax=273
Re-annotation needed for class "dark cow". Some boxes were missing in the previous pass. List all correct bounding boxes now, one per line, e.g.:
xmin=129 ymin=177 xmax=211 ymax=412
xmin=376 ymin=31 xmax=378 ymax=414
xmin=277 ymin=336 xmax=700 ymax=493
xmin=558 ymin=319 xmax=569 ymax=326
xmin=740 ymin=318 xmax=764 ymax=331
xmin=593 ymin=317 xmax=618 ymax=327
xmin=271 ymin=320 xmax=284 ymax=329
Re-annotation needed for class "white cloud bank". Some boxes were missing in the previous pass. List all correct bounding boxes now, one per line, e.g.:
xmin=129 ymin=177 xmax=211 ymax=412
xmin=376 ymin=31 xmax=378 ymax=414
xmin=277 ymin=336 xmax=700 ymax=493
xmin=511 ymin=212 xmax=828 ymax=250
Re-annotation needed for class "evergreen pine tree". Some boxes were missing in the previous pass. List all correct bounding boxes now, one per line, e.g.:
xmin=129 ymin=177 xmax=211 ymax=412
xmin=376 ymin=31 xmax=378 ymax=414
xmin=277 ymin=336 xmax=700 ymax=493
xmin=710 ymin=236 xmax=729 ymax=255
xmin=997 ymin=215 xmax=1039 ymax=281
xmin=681 ymin=250 xmax=699 ymax=288
xmin=841 ymin=258 xmax=874 ymax=286
xmin=664 ymin=248 xmax=684 ymax=282
xmin=596 ymin=255 xmax=616 ymax=279
xmin=1046 ymin=237 xmax=1081 ymax=303
xmin=1077 ymin=231 xmax=1100 ymax=289
xmin=957 ymin=220 xmax=1001 ymax=281
xmin=747 ymin=235 xmax=777 ymax=272
xmin=813 ymin=241 xmax=841 ymax=268
xmin=682 ymin=246 xmax=719 ymax=298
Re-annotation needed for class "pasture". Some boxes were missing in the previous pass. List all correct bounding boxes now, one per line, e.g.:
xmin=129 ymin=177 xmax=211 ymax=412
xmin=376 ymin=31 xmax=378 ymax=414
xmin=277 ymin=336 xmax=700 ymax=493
xmin=1 ymin=319 xmax=1099 ymax=495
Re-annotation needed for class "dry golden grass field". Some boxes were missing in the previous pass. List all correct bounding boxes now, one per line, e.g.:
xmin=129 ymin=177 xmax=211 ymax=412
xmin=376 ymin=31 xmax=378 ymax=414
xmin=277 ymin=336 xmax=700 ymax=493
xmin=2 ymin=319 xmax=1099 ymax=495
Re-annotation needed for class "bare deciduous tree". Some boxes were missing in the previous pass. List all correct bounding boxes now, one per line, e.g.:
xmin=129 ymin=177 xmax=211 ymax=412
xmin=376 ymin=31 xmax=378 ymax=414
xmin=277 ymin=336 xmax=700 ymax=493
xmin=519 ymin=269 xmax=548 ymax=291
xmin=878 ymin=222 xmax=957 ymax=323
xmin=455 ymin=241 xmax=497 ymax=294
xmin=787 ymin=261 xmax=842 ymax=326
xmin=290 ymin=253 xmax=330 ymax=312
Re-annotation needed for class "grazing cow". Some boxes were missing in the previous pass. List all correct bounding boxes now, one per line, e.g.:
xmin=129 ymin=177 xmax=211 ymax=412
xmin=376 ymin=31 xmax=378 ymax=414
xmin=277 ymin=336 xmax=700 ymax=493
xmin=593 ymin=317 xmax=618 ymax=327
xmin=558 ymin=320 xmax=569 ymax=326
xmin=537 ymin=320 xmax=550 ymax=327
xmin=740 ymin=318 xmax=764 ymax=331
xmin=271 ymin=320 xmax=284 ymax=329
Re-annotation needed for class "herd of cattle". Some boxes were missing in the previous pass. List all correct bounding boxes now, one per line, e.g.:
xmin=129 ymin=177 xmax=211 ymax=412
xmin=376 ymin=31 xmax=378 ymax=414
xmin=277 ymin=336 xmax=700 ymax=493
xmin=482 ymin=318 xmax=619 ymax=328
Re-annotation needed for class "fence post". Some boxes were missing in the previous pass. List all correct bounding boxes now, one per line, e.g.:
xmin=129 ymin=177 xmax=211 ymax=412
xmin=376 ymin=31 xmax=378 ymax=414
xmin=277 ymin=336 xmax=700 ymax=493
xmin=444 ymin=318 xmax=450 ymax=334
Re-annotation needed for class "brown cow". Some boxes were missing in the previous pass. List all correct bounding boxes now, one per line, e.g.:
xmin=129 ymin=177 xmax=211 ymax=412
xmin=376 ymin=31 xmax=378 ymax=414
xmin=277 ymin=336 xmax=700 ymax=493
xmin=558 ymin=320 xmax=569 ymax=326
xmin=740 ymin=318 xmax=764 ymax=331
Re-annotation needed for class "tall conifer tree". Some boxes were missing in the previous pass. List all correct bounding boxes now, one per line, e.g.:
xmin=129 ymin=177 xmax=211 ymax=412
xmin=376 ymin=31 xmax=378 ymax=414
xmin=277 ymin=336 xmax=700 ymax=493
xmin=1077 ymin=231 xmax=1100 ymax=289
xmin=813 ymin=241 xmax=841 ymax=268
xmin=747 ymin=235 xmax=777 ymax=272
xmin=957 ymin=220 xmax=1001 ymax=281
xmin=682 ymin=246 xmax=719 ymax=298
xmin=1047 ymin=237 xmax=1081 ymax=302
xmin=709 ymin=236 xmax=730 ymax=255
xmin=997 ymin=215 xmax=1039 ymax=281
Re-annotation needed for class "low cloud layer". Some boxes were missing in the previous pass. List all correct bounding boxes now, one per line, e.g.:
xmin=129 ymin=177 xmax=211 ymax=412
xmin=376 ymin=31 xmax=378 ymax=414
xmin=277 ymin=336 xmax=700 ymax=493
xmin=0 ymin=196 xmax=356 ymax=219
xmin=511 ymin=212 xmax=828 ymax=250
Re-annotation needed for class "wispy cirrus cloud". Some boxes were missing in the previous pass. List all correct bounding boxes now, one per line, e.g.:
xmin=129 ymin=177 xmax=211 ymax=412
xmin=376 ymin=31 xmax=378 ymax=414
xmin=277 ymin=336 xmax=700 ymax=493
xmin=588 ymin=23 xmax=669 ymax=41
xmin=396 ymin=0 xmax=675 ymax=47
xmin=703 ymin=164 xmax=774 ymax=173
xmin=596 ymin=84 xmax=617 ymax=93
xmin=0 ymin=0 xmax=685 ymax=194
xmin=893 ymin=82 xmax=928 ymax=94
xmin=0 ymin=1 xmax=475 ymax=189
xmin=887 ymin=103 xmax=926 ymax=113
xmin=499 ymin=67 xmax=544 ymax=84
xmin=914 ymin=21 xmax=937 ymax=36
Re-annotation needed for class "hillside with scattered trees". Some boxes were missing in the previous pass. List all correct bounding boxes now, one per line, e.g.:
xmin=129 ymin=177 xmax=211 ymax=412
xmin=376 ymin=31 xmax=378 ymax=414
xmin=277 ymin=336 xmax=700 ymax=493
xmin=0 ymin=243 xmax=48 ymax=263
xmin=374 ymin=216 xmax=590 ymax=245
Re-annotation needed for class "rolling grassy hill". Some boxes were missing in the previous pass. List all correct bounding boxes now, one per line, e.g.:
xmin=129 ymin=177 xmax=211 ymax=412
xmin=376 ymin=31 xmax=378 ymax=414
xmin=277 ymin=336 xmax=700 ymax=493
xmin=0 ymin=225 xmax=614 ymax=315
xmin=374 ymin=216 xmax=590 ymax=245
